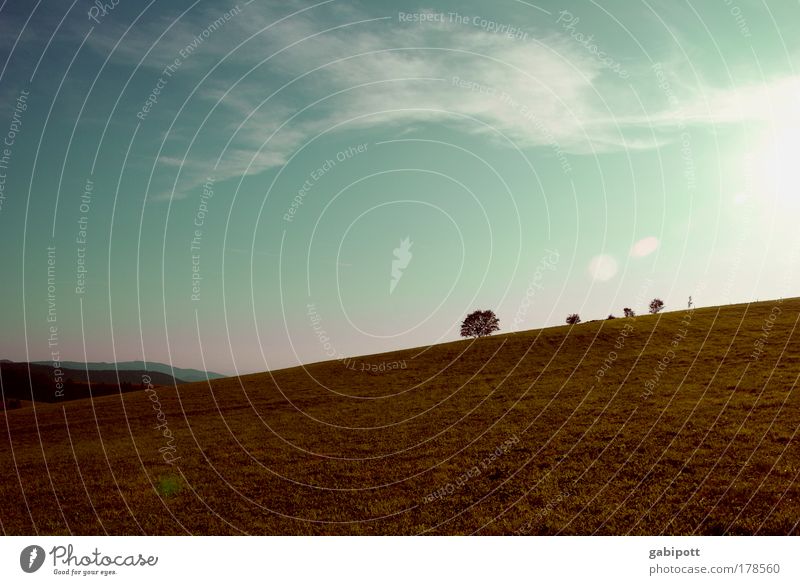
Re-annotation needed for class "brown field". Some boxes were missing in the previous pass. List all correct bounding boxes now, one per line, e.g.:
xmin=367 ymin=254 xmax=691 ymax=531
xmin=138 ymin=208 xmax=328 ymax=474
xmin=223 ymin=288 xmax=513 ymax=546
xmin=1 ymin=298 xmax=799 ymax=535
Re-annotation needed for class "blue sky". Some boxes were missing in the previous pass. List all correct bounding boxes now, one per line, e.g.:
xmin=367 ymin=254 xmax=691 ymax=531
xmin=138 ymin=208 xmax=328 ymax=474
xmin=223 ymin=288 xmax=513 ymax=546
xmin=1 ymin=0 xmax=799 ymax=375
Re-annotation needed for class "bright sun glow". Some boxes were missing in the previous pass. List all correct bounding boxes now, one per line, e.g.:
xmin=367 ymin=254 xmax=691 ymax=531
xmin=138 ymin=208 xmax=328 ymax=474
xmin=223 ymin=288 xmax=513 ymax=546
xmin=756 ymin=125 xmax=800 ymax=205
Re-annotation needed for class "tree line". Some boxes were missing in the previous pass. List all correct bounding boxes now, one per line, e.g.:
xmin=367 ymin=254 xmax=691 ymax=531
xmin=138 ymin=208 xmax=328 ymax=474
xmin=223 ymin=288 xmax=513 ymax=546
xmin=460 ymin=298 xmax=666 ymax=338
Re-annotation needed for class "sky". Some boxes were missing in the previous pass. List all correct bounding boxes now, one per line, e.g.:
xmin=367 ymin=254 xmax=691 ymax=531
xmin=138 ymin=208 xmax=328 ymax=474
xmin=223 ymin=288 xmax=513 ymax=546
xmin=0 ymin=0 xmax=799 ymax=375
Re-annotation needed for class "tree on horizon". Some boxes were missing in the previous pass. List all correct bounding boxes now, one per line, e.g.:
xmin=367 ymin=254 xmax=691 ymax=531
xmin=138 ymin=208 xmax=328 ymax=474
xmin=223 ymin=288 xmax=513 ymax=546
xmin=460 ymin=310 xmax=500 ymax=338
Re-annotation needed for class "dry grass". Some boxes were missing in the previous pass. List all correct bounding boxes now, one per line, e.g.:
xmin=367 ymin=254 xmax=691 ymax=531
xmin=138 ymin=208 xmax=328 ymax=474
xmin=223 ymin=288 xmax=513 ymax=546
xmin=1 ymin=298 xmax=798 ymax=534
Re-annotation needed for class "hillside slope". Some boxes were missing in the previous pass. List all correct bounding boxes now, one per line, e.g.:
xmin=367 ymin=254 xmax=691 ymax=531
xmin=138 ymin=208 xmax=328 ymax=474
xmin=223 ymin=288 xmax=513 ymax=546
xmin=1 ymin=299 xmax=798 ymax=535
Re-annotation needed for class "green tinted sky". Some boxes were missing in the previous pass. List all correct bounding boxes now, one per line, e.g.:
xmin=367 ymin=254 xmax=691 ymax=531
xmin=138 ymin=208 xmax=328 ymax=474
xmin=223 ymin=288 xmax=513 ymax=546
xmin=1 ymin=0 xmax=799 ymax=374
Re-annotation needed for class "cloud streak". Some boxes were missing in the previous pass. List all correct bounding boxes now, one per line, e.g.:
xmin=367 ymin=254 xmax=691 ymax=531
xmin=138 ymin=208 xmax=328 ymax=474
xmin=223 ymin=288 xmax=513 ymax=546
xmin=79 ymin=2 xmax=800 ymax=197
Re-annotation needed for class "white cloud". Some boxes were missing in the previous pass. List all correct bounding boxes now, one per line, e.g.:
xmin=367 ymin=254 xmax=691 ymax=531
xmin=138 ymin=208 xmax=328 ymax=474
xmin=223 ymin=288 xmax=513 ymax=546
xmin=184 ymin=17 xmax=644 ymax=187
xmin=615 ymin=74 xmax=800 ymax=130
xmin=88 ymin=2 xmax=800 ymax=195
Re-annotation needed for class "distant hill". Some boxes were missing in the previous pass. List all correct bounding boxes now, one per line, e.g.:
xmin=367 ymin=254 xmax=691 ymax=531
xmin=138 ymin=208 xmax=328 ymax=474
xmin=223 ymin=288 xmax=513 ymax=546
xmin=31 ymin=360 xmax=225 ymax=383
xmin=1 ymin=361 xmax=181 ymax=404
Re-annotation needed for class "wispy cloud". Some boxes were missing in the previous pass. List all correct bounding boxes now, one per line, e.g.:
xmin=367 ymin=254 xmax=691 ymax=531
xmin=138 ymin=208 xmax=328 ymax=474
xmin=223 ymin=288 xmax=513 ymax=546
xmin=616 ymin=74 xmax=800 ymax=129
xmin=179 ymin=13 xmax=629 ymax=189
xmin=82 ymin=1 xmax=800 ymax=198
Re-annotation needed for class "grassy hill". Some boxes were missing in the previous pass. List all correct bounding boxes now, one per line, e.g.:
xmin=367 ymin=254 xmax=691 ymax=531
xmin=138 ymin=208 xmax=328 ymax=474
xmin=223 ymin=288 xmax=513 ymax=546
xmin=1 ymin=298 xmax=798 ymax=535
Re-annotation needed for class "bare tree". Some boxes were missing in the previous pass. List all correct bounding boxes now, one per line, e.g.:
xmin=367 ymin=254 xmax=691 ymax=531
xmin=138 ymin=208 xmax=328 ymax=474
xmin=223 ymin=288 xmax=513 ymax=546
xmin=460 ymin=310 xmax=500 ymax=338
xmin=566 ymin=313 xmax=581 ymax=325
